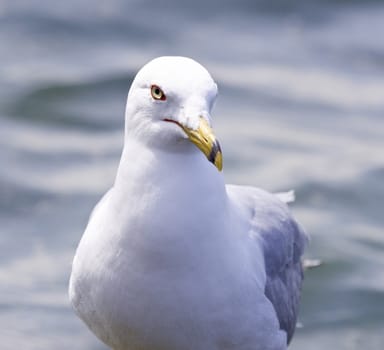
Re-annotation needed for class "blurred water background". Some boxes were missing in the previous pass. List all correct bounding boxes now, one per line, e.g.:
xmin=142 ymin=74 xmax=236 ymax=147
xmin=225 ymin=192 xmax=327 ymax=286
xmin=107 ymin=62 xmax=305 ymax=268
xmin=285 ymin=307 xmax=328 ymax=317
xmin=1 ymin=0 xmax=384 ymax=349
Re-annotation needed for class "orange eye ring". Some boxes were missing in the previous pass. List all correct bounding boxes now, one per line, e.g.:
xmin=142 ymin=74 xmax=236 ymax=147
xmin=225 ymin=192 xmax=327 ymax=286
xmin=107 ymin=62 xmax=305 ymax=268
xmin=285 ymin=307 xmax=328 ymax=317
xmin=150 ymin=85 xmax=166 ymax=101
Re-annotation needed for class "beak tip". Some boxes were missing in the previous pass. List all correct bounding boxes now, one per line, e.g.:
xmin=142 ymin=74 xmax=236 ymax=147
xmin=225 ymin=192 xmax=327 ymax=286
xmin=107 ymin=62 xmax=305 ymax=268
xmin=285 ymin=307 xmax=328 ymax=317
xmin=215 ymin=152 xmax=223 ymax=172
xmin=207 ymin=139 xmax=223 ymax=171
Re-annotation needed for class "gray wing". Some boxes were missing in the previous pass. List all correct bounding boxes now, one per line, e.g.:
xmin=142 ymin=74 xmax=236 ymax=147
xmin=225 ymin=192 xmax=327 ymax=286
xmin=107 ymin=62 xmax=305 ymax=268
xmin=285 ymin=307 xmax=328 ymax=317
xmin=261 ymin=211 xmax=306 ymax=344
xmin=227 ymin=185 xmax=308 ymax=344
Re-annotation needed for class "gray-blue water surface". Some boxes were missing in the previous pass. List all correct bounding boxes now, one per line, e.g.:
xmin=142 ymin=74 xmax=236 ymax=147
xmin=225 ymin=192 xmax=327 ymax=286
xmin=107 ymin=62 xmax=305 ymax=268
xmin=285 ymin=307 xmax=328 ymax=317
xmin=1 ymin=0 xmax=384 ymax=349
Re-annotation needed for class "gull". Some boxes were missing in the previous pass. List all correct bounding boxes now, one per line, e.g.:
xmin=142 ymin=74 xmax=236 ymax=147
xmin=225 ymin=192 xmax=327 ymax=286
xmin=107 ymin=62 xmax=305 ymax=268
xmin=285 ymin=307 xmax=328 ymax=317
xmin=69 ymin=56 xmax=308 ymax=350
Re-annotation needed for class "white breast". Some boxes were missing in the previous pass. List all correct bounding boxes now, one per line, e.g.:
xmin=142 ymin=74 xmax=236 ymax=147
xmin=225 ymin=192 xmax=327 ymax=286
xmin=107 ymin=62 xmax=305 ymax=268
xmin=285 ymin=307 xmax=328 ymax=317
xmin=69 ymin=144 xmax=286 ymax=350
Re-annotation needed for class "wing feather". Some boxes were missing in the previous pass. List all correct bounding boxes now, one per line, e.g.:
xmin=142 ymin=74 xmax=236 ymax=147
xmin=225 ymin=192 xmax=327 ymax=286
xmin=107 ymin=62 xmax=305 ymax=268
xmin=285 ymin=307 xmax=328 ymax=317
xmin=227 ymin=185 xmax=308 ymax=344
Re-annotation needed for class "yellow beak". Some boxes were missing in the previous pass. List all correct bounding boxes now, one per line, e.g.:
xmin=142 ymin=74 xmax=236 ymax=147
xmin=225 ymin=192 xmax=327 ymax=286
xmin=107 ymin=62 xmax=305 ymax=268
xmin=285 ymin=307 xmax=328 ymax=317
xmin=180 ymin=117 xmax=223 ymax=171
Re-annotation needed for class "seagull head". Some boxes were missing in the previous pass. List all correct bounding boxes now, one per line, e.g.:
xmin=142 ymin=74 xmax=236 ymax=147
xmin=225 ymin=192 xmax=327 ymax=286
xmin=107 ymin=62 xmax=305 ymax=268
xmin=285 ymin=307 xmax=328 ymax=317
xmin=124 ymin=56 xmax=222 ymax=171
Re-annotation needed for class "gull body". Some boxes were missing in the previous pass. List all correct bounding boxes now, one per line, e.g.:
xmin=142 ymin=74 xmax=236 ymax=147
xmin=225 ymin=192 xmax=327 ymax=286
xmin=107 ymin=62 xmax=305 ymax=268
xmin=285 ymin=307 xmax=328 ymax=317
xmin=69 ymin=57 xmax=307 ymax=350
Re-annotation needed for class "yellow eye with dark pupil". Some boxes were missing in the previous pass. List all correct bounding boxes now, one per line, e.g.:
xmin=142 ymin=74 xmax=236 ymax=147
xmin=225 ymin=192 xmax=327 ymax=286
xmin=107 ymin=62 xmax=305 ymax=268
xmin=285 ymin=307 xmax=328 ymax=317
xmin=151 ymin=85 xmax=166 ymax=101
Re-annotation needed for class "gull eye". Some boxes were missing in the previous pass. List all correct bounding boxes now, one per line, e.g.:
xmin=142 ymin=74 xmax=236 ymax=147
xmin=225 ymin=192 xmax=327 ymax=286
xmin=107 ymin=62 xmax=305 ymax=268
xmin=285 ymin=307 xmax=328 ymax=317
xmin=150 ymin=85 xmax=166 ymax=101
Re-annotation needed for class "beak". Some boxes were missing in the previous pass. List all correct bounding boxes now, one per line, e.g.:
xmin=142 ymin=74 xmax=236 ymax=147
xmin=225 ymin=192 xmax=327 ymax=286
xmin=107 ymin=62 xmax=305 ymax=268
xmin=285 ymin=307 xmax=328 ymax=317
xmin=180 ymin=116 xmax=223 ymax=171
